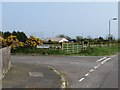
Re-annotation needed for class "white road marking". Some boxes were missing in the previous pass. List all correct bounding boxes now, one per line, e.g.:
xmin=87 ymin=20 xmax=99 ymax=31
xmin=85 ymin=73 xmax=89 ymax=77
xmin=29 ymin=72 xmax=44 ymax=77
xmin=79 ymin=57 xmax=112 ymax=83
xmin=97 ymin=64 xmax=100 ymax=67
xmin=89 ymin=69 xmax=94 ymax=72
xmin=48 ymin=66 xmax=67 ymax=88
xmin=101 ymin=58 xmax=111 ymax=64
xmin=96 ymin=57 xmax=107 ymax=62
xmin=79 ymin=78 xmax=85 ymax=82
xmin=94 ymin=66 xmax=98 ymax=69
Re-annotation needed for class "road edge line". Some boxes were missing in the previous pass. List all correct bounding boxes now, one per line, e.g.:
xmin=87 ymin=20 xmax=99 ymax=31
xmin=96 ymin=57 xmax=107 ymax=62
xmin=48 ymin=66 xmax=67 ymax=88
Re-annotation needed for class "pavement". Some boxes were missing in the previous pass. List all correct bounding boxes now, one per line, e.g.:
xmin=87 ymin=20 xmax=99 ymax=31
xmin=2 ymin=54 xmax=119 ymax=88
xmin=2 ymin=62 xmax=61 ymax=88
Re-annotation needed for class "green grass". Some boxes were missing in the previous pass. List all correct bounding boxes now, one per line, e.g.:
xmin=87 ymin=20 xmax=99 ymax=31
xmin=11 ymin=48 xmax=69 ymax=55
xmin=78 ymin=45 xmax=119 ymax=56
xmin=11 ymin=44 xmax=119 ymax=56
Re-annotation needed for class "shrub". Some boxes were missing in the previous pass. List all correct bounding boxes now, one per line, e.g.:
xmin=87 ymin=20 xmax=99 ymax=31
xmin=26 ymin=36 xmax=43 ymax=47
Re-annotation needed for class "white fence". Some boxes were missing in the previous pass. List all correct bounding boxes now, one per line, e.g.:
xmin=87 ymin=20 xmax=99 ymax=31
xmin=0 ymin=47 xmax=11 ymax=89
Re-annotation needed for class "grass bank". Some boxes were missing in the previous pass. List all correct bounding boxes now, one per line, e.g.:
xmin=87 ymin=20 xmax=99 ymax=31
xmin=78 ymin=45 xmax=119 ymax=56
xmin=11 ymin=48 xmax=69 ymax=55
xmin=11 ymin=45 xmax=119 ymax=56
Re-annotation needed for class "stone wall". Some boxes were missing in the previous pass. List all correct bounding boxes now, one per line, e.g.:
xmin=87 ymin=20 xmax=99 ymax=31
xmin=0 ymin=48 xmax=2 ymax=90
xmin=0 ymin=47 xmax=11 ymax=79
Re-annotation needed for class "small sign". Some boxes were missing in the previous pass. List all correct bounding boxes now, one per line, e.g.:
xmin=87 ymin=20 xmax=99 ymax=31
xmin=37 ymin=45 xmax=50 ymax=49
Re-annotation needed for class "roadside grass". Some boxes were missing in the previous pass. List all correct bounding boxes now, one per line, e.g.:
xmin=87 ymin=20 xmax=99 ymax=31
xmin=11 ymin=48 xmax=69 ymax=55
xmin=78 ymin=45 xmax=119 ymax=56
xmin=11 ymin=44 xmax=119 ymax=56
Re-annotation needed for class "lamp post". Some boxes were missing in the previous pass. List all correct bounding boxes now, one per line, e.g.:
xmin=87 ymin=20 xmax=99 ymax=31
xmin=108 ymin=17 xmax=117 ymax=46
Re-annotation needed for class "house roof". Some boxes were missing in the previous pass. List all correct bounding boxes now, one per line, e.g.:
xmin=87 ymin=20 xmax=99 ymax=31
xmin=59 ymin=38 xmax=68 ymax=42
xmin=44 ymin=37 xmax=68 ymax=42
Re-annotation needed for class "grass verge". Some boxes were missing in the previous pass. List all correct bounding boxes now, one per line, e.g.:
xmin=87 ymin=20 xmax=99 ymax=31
xmin=11 ymin=48 xmax=69 ymax=55
xmin=78 ymin=45 xmax=119 ymax=56
xmin=11 ymin=45 xmax=119 ymax=56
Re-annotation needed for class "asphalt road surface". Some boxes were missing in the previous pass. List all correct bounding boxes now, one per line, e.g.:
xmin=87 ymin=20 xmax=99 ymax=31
xmin=2 ymin=63 xmax=61 ymax=88
xmin=10 ymin=54 xmax=118 ymax=88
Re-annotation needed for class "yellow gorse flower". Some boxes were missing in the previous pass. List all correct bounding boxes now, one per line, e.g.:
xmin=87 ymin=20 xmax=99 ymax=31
xmin=2 ymin=34 xmax=43 ymax=49
xmin=26 ymin=35 xmax=43 ymax=47
xmin=2 ymin=35 xmax=24 ymax=49
xmin=18 ymin=42 xmax=24 ymax=47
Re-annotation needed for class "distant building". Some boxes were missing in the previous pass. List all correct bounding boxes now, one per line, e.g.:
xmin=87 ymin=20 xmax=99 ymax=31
xmin=44 ymin=38 xmax=69 ymax=43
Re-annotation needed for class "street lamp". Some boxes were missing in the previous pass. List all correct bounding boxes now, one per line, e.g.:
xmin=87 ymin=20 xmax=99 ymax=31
xmin=108 ymin=17 xmax=117 ymax=46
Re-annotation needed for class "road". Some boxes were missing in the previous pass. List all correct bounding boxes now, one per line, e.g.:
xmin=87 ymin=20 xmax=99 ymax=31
xmin=10 ymin=54 xmax=118 ymax=88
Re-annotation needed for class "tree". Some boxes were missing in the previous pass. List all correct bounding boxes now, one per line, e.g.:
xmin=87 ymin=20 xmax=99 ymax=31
xmin=56 ymin=34 xmax=65 ymax=38
xmin=87 ymin=35 xmax=93 ymax=41
xmin=65 ymin=36 xmax=71 ymax=40
xmin=106 ymin=34 xmax=115 ymax=41
xmin=76 ymin=36 xmax=83 ymax=42
xmin=56 ymin=34 xmax=71 ymax=40
xmin=3 ymin=31 xmax=11 ymax=39
xmin=98 ymin=36 xmax=104 ymax=44
xmin=98 ymin=36 xmax=104 ymax=41
xmin=83 ymin=38 xmax=89 ymax=45
xmin=12 ymin=31 xmax=27 ymax=42
xmin=47 ymin=39 xmax=52 ymax=44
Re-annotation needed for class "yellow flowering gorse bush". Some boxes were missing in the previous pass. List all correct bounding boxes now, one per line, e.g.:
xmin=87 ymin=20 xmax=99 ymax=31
xmin=2 ymin=35 xmax=25 ymax=49
xmin=26 ymin=36 xmax=43 ymax=47
xmin=2 ymin=35 xmax=43 ymax=49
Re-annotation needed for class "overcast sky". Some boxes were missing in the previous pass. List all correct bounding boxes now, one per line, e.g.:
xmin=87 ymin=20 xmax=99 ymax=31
xmin=2 ymin=2 xmax=118 ymax=39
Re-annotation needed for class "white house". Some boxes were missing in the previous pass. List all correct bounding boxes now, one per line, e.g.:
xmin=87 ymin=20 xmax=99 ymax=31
xmin=59 ymin=38 xmax=68 ymax=43
xmin=44 ymin=38 xmax=68 ymax=43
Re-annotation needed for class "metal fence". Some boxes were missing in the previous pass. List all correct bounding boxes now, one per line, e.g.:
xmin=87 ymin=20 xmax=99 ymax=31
xmin=0 ymin=47 xmax=11 ymax=80
xmin=62 ymin=43 xmax=84 ymax=54
xmin=62 ymin=43 xmax=111 ymax=54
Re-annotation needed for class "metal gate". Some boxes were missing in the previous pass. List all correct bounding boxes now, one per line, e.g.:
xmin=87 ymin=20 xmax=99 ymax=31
xmin=62 ymin=43 xmax=82 ymax=54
